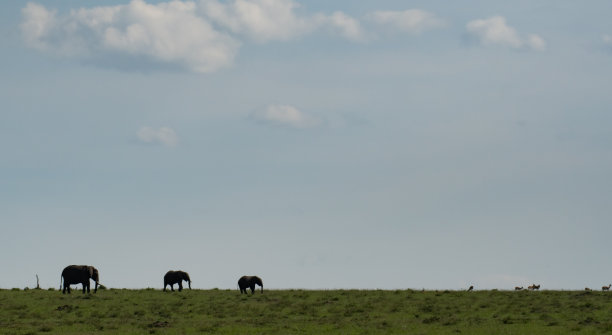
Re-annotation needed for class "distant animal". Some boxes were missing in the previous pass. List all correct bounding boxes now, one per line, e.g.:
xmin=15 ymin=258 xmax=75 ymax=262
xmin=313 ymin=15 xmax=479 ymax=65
xmin=238 ymin=275 xmax=263 ymax=294
xmin=585 ymin=287 xmax=592 ymax=291
xmin=163 ymin=270 xmax=191 ymax=292
xmin=467 ymin=285 xmax=474 ymax=291
xmin=528 ymin=284 xmax=540 ymax=290
xmin=514 ymin=286 xmax=523 ymax=291
xmin=602 ymin=284 xmax=611 ymax=291
xmin=60 ymin=265 xmax=99 ymax=294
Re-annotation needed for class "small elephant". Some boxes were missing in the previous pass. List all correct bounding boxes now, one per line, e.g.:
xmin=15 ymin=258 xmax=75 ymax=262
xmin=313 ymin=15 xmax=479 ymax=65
xmin=164 ymin=270 xmax=191 ymax=292
xmin=60 ymin=265 xmax=99 ymax=294
xmin=238 ymin=275 xmax=263 ymax=294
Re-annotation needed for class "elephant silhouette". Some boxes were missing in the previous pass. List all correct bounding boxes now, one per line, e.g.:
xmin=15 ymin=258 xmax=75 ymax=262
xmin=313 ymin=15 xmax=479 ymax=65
xmin=164 ymin=270 xmax=191 ymax=292
xmin=238 ymin=275 xmax=263 ymax=294
xmin=60 ymin=265 xmax=99 ymax=294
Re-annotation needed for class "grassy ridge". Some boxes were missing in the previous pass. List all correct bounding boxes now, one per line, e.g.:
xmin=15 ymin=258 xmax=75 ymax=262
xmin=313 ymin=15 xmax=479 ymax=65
xmin=1 ymin=288 xmax=612 ymax=334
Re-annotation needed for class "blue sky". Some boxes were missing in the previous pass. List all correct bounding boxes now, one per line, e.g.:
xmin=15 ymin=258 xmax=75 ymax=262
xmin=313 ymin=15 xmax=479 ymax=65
xmin=1 ymin=0 xmax=612 ymax=290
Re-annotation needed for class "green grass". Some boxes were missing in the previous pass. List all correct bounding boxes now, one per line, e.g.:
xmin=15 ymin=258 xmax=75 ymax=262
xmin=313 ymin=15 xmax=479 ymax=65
xmin=1 ymin=289 xmax=612 ymax=334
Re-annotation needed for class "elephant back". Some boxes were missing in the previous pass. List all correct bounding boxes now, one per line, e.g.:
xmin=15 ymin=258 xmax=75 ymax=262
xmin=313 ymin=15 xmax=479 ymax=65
xmin=62 ymin=265 xmax=87 ymax=276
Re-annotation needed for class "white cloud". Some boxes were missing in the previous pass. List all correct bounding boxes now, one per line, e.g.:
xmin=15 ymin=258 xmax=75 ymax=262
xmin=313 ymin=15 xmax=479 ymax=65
xmin=21 ymin=0 xmax=367 ymax=72
xmin=137 ymin=126 xmax=179 ymax=147
xmin=466 ymin=16 xmax=545 ymax=51
xmin=604 ymin=34 xmax=612 ymax=46
xmin=201 ymin=0 xmax=365 ymax=42
xmin=21 ymin=0 xmax=240 ymax=73
xmin=319 ymin=11 xmax=366 ymax=42
xmin=251 ymin=105 xmax=321 ymax=128
xmin=526 ymin=34 xmax=546 ymax=51
xmin=201 ymin=0 xmax=313 ymax=42
xmin=367 ymin=9 xmax=445 ymax=34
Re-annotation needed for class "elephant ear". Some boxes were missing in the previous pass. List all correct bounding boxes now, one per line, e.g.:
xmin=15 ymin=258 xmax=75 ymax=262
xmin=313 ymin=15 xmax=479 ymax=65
xmin=88 ymin=266 xmax=94 ymax=278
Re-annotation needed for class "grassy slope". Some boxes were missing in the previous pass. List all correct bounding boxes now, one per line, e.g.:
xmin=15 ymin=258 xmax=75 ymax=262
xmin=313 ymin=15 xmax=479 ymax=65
xmin=1 ymin=288 xmax=612 ymax=334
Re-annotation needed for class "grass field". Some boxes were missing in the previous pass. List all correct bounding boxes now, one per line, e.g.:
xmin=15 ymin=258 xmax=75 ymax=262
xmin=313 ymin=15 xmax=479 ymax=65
xmin=2 ymin=288 xmax=612 ymax=334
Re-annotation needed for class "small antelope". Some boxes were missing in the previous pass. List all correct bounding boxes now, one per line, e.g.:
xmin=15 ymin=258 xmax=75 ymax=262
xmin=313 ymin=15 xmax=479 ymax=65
xmin=533 ymin=284 xmax=540 ymax=290
xmin=514 ymin=286 xmax=523 ymax=291
xmin=467 ymin=285 xmax=474 ymax=291
xmin=602 ymin=284 xmax=611 ymax=291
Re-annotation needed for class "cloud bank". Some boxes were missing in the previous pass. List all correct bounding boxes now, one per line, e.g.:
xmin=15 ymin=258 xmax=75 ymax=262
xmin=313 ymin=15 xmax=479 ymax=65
xmin=466 ymin=16 xmax=546 ymax=51
xmin=21 ymin=1 xmax=240 ymax=73
xmin=20 ymin=0 xmax=369 ymax=72
xmin=137 ymin=126 xmax=179 ymax=147
xmin=21 ymin=0 xmax=460 ymax=72
xmin=250 ymin=105 xmax=321 ymax=128
xmin=22 ymin=1 xmax=552 ymax=74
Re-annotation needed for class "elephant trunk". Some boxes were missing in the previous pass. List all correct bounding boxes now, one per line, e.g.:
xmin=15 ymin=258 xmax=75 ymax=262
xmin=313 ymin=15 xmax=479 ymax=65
xmin=261 ymin=284 xmax=263 ymax=293
xmin=94 ymin=281 xmax=98 ymax=293
xmin=188 ymin=281 xmax=191 ymax=290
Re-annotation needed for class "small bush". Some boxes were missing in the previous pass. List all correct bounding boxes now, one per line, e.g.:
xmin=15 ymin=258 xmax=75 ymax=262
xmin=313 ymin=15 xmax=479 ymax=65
xmin=48 ymin=288 xmax=55 ymax=291
xmin=11 ymin=288 xmax=20 ymax=291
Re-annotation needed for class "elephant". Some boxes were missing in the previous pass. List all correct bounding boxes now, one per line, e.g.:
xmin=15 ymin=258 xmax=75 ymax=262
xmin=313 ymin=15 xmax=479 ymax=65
xmin=163 ymin=270 xmax=191 ymax=292
xmin=238 ymin=275 xmax=263 ymax=294
xmin=60 ymin=265 xmax=99 ymax=294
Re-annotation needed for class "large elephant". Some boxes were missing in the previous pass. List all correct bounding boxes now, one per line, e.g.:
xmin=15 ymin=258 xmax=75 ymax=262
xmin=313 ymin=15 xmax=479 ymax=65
xmin=60 ymin=265 xmax=99 ymax=294
xmin=163 ymin=270 xmax=191 ymax=292
xmin=238 ymin=275 xmax=263 ymax=294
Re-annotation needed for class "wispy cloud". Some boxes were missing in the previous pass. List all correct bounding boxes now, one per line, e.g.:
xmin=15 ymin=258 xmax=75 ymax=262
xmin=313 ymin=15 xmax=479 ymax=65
xmin=367 ymin=9 xmax=445 ymax=34
xmin=201 ymin=0 xmax=365 ymax=42
xmin=137 ymin=126 xmax=179 ymax=147
xmin=604 ymin=34 xmax=612 ymax=47
xmin=201 ymin=0 xmax=314 ymax=42
xmin=319 ymin=11 xmax=366 ymax=42
xmin=250 ymin=105 xmax=321 ymax=129
xmin=466 ymin=16 xmax=546 ymax=51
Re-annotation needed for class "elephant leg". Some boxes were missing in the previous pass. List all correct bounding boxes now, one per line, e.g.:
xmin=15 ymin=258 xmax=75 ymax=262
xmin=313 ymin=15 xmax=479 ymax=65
xmin=67 ymin=285 xmax=71 ymax=294
xmin=178 ymin=282 xmax=183 ymax=292
xmin=170 ymin=284 xmax=174 ymax=292
xmin=163 ymin=284 xmax=167 ymax=292
xmin=86 ymin=283 xmax=90 ymax=294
